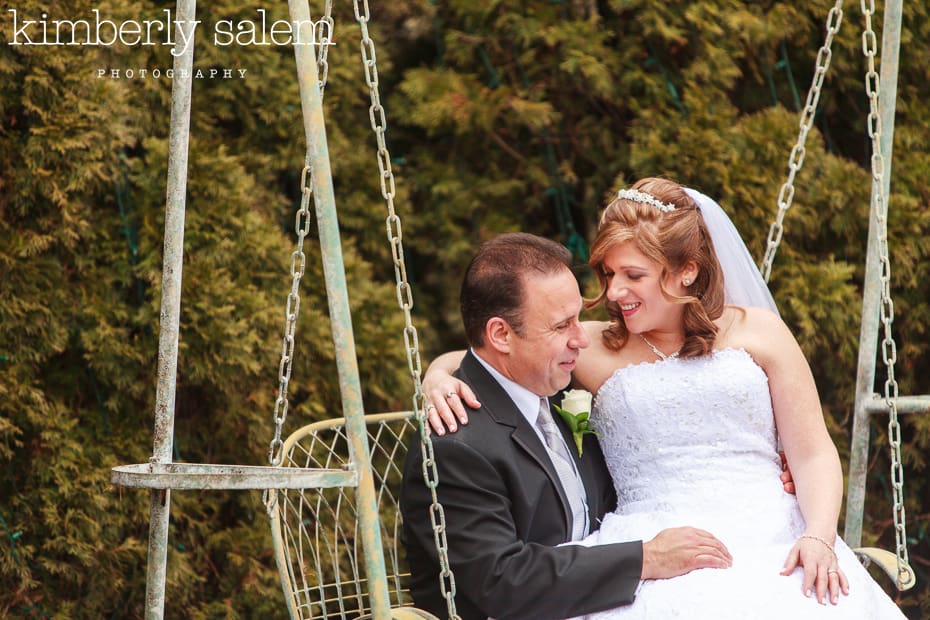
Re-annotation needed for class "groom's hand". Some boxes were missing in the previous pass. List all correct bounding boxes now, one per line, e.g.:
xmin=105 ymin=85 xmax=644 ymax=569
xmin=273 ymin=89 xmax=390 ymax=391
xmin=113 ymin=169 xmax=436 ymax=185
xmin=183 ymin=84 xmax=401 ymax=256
xmin=641 ymin=526 xmax=733 ymax=580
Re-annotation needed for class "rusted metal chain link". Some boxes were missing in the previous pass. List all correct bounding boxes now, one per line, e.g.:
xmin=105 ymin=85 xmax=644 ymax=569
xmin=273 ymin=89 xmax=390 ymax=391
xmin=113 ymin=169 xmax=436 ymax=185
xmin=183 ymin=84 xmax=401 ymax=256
xmin=760 ymin=2 xmax=844 ymax=282
xmin=354 ymin=1 xmax=460 ymax=616
xmin=859 ymin=0 xmax=910 ymax=589
xmin=267 ymin=1 xmax=335 ymax=480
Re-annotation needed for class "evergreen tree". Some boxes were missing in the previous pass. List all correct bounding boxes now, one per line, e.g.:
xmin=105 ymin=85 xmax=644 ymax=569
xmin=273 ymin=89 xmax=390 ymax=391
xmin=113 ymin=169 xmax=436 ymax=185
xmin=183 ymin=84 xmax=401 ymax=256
xmin=1 ymin=1 xmax=926 ymax=618
xmin=1 ymin=1 xmax=415 ymax=617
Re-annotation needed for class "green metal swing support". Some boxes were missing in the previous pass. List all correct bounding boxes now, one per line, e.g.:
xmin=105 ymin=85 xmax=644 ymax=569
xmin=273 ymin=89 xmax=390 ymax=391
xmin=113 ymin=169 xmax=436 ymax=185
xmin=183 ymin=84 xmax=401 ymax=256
xmin=109 ymin=1 xmax=395 ymax=618
xmin=759 ymin=0 xmax=924 ymax=591
xmin=843 ymin=0 xmax=922 ymax=591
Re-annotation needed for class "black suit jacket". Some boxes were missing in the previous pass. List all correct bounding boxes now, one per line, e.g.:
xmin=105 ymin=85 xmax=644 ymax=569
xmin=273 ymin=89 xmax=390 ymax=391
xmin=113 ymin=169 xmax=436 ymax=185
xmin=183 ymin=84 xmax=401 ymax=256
xmin=401 ymin=351 xmax=642 ymax=620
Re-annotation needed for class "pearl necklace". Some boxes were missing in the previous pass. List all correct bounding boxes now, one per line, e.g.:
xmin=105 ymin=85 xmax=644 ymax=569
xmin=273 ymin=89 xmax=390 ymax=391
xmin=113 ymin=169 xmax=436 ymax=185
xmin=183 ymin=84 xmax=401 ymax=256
xmin=639 ymin=333 xmax=680 ymax=361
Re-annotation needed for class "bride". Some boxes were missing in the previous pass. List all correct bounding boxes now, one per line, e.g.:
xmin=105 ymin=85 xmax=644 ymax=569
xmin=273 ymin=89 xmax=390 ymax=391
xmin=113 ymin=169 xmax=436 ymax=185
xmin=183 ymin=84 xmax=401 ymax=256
xmin=423 ymin=177 xmax=905 ymax=618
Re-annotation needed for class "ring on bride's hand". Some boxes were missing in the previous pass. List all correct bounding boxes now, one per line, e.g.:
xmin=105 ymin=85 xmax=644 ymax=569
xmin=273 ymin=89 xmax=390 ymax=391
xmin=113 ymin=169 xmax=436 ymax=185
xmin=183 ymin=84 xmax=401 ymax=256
xmin=827 ymin=569 xmax=838 ymax=575
xmin=444 ymin=391 xmax=456 ymax=399
xmin=426 ymin=404 xmax=436 ymax=413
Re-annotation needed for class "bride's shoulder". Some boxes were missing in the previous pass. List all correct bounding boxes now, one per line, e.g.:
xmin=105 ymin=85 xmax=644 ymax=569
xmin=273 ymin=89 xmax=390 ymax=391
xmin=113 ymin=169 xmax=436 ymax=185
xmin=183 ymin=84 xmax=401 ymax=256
xmin=581 ymin=320 xmax=610 ymax=338
xmin=719 ymin=305 xmax=781 ymax=330
xmin=579 ymin=322 xmax=612 ymax=364
xmin=716 ymin=306 xmax=787 ymax=352
xmin=714 ymin=307 xmax=806 ymax=375
xmin=577 ymin=321 xmax=631 ymax=392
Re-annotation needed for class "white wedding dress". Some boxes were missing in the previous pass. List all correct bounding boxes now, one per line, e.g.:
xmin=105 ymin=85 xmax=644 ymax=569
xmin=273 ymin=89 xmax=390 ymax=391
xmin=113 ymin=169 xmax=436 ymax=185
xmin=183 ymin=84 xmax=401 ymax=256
xmin=573 ymin=348 xmax=906 ymax=619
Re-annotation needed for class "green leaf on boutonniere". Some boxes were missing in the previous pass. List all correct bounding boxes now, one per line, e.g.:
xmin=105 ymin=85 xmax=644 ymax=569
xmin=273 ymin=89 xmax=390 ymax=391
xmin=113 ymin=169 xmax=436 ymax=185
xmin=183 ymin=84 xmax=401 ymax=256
xmin=553 ymin=405 xmax=600 ymax=457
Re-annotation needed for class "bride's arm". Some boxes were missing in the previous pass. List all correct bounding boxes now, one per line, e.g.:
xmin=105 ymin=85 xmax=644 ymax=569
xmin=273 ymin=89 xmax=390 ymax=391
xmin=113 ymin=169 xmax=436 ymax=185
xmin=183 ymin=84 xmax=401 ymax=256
xmin=742 ymin=308 xmax=850 ymax=604
xmin=421 ymin=350 xmax=477 ymax=434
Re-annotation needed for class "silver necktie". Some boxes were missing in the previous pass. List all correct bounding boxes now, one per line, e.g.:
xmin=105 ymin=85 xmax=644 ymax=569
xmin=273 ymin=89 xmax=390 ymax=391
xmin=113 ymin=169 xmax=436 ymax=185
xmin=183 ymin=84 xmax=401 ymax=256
xmin=536 ymin=398 xmax=589 ymax=540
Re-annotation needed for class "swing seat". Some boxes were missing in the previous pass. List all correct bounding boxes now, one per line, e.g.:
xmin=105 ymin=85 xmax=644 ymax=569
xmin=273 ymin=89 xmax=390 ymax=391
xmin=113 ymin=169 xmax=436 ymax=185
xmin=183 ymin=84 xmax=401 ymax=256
xmin=854 ymin=546 xmax=917 ymax=591
xmin=268 ymin=411 xmax=438 ymax=620
xmin=356 ymin=608 xmax=440 ymax=620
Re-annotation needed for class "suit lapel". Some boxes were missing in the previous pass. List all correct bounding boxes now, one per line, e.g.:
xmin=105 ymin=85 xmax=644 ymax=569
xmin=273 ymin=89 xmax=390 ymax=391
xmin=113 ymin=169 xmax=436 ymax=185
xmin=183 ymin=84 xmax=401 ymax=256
xmin=457 ymin=353 xmax=574 ymax=535
xmin=511 ymin=426 xmax=574 ymax=534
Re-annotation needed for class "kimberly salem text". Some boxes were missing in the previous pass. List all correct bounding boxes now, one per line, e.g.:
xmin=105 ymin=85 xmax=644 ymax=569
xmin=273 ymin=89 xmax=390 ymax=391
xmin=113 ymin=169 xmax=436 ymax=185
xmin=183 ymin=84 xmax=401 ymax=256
xmin=7 ymin=9 xmax=334 ymax=57
xmin=96 ymin=68 xmax=248 ymax=80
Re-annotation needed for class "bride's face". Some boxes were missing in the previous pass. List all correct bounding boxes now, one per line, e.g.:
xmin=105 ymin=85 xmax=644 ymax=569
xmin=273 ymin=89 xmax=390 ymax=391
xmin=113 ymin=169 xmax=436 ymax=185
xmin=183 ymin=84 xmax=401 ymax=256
xmin=601 ymin=241 xmax=686 ymax=333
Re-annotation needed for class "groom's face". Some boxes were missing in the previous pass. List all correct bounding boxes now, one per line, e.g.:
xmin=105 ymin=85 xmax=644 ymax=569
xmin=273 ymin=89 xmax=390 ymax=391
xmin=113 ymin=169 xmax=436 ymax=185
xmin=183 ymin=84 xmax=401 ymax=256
xmin=505 ymin=268 xmax=589 ymax=396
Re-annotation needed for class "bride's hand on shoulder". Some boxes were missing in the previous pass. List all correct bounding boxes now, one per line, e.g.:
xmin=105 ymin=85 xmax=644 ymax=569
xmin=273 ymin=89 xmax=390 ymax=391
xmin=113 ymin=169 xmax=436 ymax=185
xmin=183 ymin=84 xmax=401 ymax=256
xmin=780 ymin=534 xmax=850 ymax=605
xmin=422 ymin=351 xmax=479 ymax=436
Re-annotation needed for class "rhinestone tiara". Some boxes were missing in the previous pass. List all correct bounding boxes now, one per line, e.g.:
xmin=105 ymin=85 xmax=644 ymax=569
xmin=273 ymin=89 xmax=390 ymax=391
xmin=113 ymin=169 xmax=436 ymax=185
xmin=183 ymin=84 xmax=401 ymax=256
xmin=617 ymin=188 xmax=675 ymax=213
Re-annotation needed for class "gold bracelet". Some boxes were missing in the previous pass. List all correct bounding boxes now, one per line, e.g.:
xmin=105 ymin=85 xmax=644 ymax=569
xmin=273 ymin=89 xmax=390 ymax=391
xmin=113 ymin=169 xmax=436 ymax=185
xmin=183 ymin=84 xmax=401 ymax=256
xmin=799 ymin=534 xmax=837 ymax=559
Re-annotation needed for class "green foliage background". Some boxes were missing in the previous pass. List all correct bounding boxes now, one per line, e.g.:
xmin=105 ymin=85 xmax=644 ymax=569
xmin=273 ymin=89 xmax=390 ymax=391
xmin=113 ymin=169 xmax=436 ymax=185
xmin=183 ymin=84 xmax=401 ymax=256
xmin=1 ymin=1 xmax=927 ymax=618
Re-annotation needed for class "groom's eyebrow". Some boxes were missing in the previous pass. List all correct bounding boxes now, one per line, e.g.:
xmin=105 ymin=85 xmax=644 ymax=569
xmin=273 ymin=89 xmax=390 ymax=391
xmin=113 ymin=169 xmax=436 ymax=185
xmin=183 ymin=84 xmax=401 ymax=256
xmin=552 ymin=310 xmax=581 ymax=330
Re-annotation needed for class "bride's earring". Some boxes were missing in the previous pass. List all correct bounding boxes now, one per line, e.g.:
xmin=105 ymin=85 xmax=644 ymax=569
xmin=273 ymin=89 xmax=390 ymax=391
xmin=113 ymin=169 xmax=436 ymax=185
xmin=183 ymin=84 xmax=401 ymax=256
xmin=683 ymin=278 xmax=691 ymax=286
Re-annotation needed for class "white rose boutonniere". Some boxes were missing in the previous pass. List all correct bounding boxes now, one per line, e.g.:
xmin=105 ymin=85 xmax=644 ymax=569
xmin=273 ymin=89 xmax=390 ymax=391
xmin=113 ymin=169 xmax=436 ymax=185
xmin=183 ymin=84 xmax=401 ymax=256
xmin=553 ymin=389 xmax=599 ymax=457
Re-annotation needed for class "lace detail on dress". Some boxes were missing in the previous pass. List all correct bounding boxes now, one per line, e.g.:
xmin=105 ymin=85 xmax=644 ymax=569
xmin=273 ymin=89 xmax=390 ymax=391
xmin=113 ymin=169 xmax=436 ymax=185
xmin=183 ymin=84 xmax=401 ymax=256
xmin=594 ymin=349 xmax=783 ymax=523
xmin=571 ymin=348 xmax=905 ymax=619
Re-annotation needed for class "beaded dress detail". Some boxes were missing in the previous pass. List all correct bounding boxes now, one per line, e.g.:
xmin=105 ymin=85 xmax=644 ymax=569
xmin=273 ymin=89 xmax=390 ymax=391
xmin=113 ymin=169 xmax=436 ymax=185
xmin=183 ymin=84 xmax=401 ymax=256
xmin=574 ymin=349 xmax=905 ymax=619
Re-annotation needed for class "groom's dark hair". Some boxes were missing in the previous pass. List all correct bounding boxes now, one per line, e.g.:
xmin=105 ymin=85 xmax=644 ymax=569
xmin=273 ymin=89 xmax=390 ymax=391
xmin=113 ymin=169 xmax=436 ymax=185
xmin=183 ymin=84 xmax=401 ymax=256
xmin=460 ymin=232 xmax=573 ymax=347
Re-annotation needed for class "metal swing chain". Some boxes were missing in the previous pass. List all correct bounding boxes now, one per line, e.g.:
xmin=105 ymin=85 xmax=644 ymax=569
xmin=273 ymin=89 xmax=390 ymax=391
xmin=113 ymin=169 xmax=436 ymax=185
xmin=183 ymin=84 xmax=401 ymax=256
xmin=317 ymin=0 xmax=334 ymax=96
xmin=760 ymin=1 xmax=845 ymax=282
xmin=267 ymin=155 xmax=314 ymax=471
xmin=267 ymin=1 xmax=336 ymax=474
xmin=353 ymin=2 xmax=460 ymax=617
xmin=860 ymin=0 xmax=910 ymax=588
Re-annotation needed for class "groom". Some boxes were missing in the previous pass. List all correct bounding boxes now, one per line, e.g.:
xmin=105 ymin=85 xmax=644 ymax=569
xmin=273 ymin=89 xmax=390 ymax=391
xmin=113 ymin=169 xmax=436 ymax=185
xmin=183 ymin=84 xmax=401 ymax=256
xmin=400 ymin=233 xmax=735 ymax=620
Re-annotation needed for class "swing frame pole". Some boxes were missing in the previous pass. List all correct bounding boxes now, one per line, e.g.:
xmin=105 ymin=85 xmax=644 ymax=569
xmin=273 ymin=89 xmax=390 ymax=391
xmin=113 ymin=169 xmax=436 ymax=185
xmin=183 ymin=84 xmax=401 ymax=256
xmin=844 ymin=0 xmax=903 ymax=548
xmin=144 ymin=0 xmax=197 ymax=617
xmin=287 ymin=2 xmax=393 ymax=618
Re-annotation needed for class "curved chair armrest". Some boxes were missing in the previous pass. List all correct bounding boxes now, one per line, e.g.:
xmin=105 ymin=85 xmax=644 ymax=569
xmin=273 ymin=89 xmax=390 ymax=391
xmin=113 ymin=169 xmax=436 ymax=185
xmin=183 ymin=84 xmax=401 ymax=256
xmin=356 ymin=607 xmax=441 ymax=620
xmin=854 ymin=547 xmax=917 ymax=591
